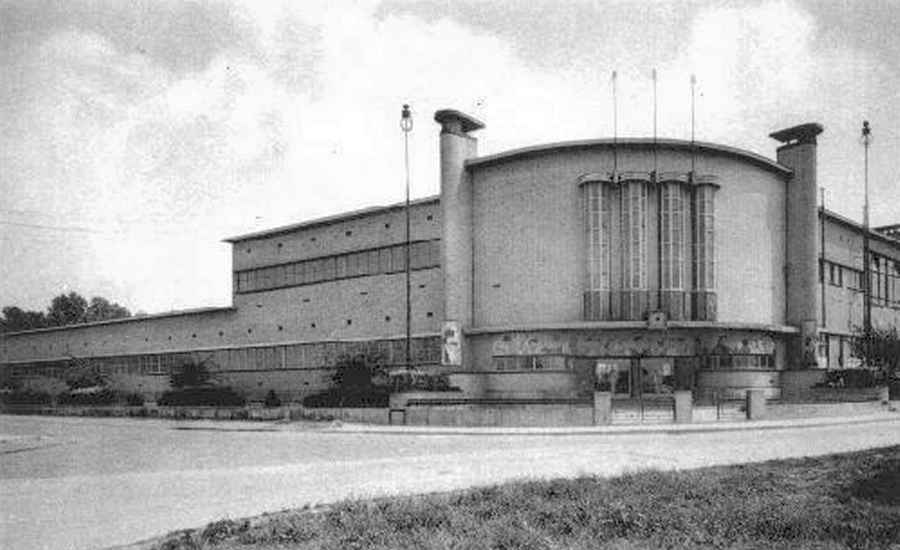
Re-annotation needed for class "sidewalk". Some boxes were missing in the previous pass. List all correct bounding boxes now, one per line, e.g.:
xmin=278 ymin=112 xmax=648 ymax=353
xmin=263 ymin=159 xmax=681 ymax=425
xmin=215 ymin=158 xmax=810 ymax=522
xmin=318 ymin=410 xmax=899 ymax=436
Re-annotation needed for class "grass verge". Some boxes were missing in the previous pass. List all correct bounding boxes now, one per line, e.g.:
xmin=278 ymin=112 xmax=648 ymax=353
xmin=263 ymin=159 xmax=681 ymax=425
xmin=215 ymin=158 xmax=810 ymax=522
xmin=146 ymin=445 xmax=899 ymax=550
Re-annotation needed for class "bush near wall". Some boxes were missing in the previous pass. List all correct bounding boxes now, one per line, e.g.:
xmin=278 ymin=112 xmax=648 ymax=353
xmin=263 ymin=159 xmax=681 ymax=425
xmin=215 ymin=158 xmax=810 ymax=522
xmin=57 ymin=388 xmax=118 ymax=406
xmin=816 ymin=369 xmax=881 ymax=389
xmin=157 ymin=386 xmax=246 ymax=407
xmin=302 ymin=387 xmax=390 ymax=408
xmin=0 ymin=389 xmax=53 ymax=405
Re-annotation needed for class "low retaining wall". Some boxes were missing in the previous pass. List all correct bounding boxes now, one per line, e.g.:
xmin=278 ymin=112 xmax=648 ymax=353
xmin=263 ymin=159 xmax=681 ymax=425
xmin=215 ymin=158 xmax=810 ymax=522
xmin=0 ymin=403 xmax=391 ymax=423
xmin=767 ymin=400 xmax=889 ymax=420
xmin=292 ymin=407 xmax=389 ymax=424
xmin=782 ymin=386 xmax=886 ymax=403
xmin=403 ymin=403 xmax=594 ymax=427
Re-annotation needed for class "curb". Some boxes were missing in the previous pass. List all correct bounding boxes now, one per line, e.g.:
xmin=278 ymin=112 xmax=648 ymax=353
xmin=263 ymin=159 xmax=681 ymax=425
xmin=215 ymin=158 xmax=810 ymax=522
xmin=316 ymin=412 xmax=900 ymax=437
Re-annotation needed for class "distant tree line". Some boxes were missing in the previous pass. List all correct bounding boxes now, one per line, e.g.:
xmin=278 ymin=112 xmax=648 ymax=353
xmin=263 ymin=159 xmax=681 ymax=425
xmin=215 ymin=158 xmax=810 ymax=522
xmin=0 ymin=292 xmax=131 ymax=333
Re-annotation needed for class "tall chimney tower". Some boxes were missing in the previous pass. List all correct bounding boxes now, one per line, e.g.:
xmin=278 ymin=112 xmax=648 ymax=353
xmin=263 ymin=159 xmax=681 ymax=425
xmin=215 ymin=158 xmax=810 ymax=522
xmin=770 ymin=122 xmax=824 ymax=368
xmin=434 ymin=109 xmax=484 ymax=333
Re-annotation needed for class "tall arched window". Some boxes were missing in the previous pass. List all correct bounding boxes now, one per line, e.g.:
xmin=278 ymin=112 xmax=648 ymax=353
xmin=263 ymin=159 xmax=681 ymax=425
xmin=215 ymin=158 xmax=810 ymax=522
xmin=620 ymin=173 xmax=650 ymax=320
xmin=659 ymin=173 xmax=691 ymax=320
xmin=692 ymin=175 xmax=718 ymax=320
xmin=581 ymin=174 xmax=613 ymax=320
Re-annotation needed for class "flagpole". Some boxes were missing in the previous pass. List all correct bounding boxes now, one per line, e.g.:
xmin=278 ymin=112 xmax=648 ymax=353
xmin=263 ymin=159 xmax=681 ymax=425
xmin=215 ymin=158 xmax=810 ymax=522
xmin=652 ymin=68 xmax=658 ymax=175
xmin=611 ymin=70 xmax=618 ymax=174
xmin=690 ymin=74 xmax=696 ymax=176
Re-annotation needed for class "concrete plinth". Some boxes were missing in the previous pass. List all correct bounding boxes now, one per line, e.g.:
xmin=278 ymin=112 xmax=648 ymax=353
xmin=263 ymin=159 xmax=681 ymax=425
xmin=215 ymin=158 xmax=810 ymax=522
xmin=747 ymin=389 xmax=767 ymax=420
xmin=674 ymin=390 xmax=693 ymax=424
xmin=593 ymin=391 xmax=612 ymax=425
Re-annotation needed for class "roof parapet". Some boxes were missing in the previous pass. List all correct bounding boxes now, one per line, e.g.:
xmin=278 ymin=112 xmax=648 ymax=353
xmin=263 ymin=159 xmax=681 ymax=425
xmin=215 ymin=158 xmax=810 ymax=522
xmin=434 ymin=109 xmax=485 ymax=135
xmin=769 ymin=123 xmax=824 ymax=146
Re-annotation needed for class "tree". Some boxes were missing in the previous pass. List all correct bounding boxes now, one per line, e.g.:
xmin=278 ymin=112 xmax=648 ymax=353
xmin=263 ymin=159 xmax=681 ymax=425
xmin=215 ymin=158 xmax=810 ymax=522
xmin=1 ymin=292 xmax=131 ymax=332
xmin=850 ymin=325 xmax=900 ymax=382
xmin=1 ymin=306 xmax=47 ymax=332
xmin=84 ymin=297 xmax=131 ymax=323
xmin=46 ymin=292 xmax=88 ymax=326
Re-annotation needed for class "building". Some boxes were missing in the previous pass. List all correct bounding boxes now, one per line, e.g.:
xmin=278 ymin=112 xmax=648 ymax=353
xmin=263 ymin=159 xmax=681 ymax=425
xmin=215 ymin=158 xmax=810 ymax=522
xmin=2 ymin=110 xmax=899 ymax=404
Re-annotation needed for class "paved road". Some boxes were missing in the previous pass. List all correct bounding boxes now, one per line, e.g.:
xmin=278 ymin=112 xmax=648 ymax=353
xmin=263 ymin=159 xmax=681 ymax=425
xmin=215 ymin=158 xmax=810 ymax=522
xmin=1 ymin=414 xmax=899 ymax=550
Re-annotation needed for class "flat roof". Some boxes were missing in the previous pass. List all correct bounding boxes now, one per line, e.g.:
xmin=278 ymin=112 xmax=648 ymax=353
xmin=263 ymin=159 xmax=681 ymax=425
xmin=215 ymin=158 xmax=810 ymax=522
xmin=223 ymin=195 xmax=440 ymax=243
xmin=465 ymin=137 xmax=793 ymax=177
xmin=821 ymin=208 xmax=900 ymax=248
xmin=3 ymin=306 xmax=236 ymax=337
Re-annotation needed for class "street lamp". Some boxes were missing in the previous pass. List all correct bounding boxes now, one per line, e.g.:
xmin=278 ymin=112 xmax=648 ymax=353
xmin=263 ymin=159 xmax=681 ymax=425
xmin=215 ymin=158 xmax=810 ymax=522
xmin=401 ymin=104 xmax=413 ymax=371
xmin=861 ymin=120 xmax=872 ymax=367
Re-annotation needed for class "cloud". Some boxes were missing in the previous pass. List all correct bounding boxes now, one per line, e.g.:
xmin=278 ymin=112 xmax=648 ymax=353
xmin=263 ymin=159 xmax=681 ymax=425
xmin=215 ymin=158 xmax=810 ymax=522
xmin=1 ymin=0 xmax=897 ymax=313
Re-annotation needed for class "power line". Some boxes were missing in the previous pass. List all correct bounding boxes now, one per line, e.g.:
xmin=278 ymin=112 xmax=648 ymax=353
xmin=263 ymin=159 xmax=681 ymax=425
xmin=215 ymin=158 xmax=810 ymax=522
xmin=0 ymin=220 xmax=107 ymax=234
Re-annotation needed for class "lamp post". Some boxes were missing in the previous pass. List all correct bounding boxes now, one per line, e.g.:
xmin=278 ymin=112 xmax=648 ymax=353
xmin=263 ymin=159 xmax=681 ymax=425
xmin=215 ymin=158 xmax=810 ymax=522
xmin=861 ymin=120 xmax=872 ymax=367
xmin=401 ymin=104 xmax=413 ymax=371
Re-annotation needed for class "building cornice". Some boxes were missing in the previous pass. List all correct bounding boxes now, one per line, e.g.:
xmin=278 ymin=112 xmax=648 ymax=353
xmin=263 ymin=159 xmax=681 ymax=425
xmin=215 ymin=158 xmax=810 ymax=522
xmin=1 ymin=332 xmax=442 ymax=364
xmin=821 ymin=208 xmax=900 ymax=248
xmin=223 ymin=195 xmax=440 ymax=243
xmin=3 ymin=306 xmax=237 ymax=337
xmin=465 ymin=321 xmax=800 ymax=335
xmin=465 ymin=138 xmax=792 ymax=177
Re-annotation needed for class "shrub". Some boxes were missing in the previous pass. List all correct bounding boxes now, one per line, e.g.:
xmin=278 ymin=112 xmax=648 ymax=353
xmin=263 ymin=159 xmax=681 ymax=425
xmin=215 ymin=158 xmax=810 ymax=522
xmin=302 ymin=387 xmax=390 ymax=408
xmin=57 ymin=388 xmax=118 ymax=406
xmin=818 ymin=369 xmax=880 ymax=389
xmin=0 ymin=389 xmax=53 ymax=405
xmin=264 ymin=389 xmax=282 ymax=408
xmin=391 ymin=371 xmax=460 ymax=393
xmin=124 ymin=392 xmax=145 ymax=406
xmin=157 ymin=386 xmax=246 ymax=407
xmin=170 ymin=360 xmax=214 ymax=389
xmin=64 ymin=361 xmax=107 ymax=390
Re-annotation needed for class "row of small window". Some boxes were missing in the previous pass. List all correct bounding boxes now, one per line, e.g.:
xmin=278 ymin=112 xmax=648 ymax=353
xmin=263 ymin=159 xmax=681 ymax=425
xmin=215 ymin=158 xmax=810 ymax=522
xmin=234 ymin=240 xmax=441 ymax=294
xmin=490 ymin=354 xmax=774 ymax=372
xmin=5 ymin=337 xmax=443 ymax=378
xmin=492 ymin=355 xmax=571 ymax=371
xmin=700 ymin=354 xmax=775 ymax=370
xmin=820 ymin=259 xmax=864 ymax=289
xmin=820 ymin=257 xmax=900 ymax=306
xmin=871 ymin=254 xmax=900 ymax=306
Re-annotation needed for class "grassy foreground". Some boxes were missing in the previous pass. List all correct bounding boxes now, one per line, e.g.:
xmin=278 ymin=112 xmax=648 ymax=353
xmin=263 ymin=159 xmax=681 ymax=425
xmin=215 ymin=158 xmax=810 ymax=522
xmin=150 ymin=446 xmax=900 ymax=550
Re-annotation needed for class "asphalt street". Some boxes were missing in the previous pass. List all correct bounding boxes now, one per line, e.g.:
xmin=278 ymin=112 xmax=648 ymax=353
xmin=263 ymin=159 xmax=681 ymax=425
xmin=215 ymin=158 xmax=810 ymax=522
xmin=1 ymin=414 xmax=898 ymax=550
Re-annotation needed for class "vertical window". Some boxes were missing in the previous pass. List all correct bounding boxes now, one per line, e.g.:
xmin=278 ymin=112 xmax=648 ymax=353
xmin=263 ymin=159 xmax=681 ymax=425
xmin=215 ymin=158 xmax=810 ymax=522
xmin=621 ymin=180 xmax=648 ymax=290
xmin=585 ymin=182 xmax=612 ymax=291
xmin=583 ymin=178 xmax=613 ymax=320
xmin=660 ymin=182 xmax=688 ymax=290
xmin=693 ymin=184 xmax=716 ymax=291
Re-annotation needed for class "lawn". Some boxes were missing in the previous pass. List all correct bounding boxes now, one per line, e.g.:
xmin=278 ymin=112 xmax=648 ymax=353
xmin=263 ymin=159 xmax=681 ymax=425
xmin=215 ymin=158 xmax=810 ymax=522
xmin=148 ymin=445 xmax=900 ymax=550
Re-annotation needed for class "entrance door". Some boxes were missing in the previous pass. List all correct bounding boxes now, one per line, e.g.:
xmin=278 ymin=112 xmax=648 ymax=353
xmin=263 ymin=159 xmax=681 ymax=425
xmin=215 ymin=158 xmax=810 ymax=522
xmin=593 ymin=359 xmax=632 ymax=397
xmin=638 ymin=358 xmax=676 ymax=396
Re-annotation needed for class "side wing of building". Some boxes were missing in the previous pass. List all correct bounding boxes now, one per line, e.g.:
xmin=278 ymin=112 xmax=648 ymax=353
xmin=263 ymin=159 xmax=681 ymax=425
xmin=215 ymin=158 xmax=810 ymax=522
xmin=1 ymin=199 xmax=444 ymax=401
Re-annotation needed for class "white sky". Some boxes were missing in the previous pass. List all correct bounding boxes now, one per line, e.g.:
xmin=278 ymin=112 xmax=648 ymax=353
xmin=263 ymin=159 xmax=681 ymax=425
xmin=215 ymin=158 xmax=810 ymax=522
xmin=1 ymin=0 xmax=898 ymax=313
